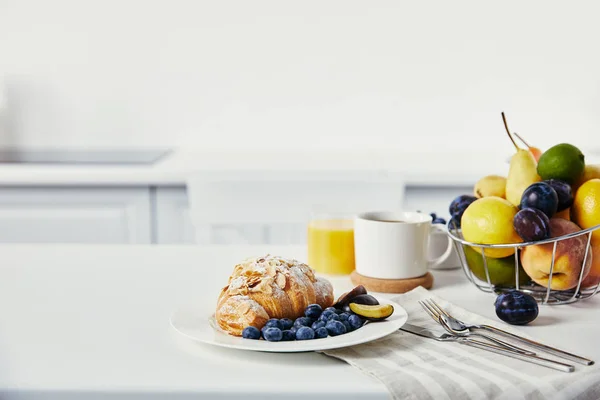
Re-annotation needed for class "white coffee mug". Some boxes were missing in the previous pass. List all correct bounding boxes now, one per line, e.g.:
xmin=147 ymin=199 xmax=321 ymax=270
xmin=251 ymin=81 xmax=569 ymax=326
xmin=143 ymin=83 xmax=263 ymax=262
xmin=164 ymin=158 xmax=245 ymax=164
xmin=354 ymin=211 xmax=453 ymax=279
xmin=428 ymin=231 xmax=461 ymax=270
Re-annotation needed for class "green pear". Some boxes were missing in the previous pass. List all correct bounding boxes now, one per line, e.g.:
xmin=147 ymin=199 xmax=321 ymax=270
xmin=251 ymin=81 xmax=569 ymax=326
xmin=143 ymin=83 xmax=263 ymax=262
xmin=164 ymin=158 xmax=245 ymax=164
xmin=502 ymin=113 xmax=541 ymax=206
xmin=464 ymin=246 xmax=530 ymax=286
xmin=506 ymin=149 xmax=541 ymax=206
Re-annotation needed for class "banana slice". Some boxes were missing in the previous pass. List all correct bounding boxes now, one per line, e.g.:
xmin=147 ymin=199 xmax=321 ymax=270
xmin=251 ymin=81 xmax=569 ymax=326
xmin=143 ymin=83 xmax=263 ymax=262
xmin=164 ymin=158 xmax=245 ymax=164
xmin=349 ymin=303 xmax=394 ymax=321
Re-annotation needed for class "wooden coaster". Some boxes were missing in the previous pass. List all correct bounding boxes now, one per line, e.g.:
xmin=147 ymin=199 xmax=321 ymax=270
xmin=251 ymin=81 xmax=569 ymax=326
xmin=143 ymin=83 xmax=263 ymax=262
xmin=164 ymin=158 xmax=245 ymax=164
xmin=350 ymin=270 xmax=434 ymax=293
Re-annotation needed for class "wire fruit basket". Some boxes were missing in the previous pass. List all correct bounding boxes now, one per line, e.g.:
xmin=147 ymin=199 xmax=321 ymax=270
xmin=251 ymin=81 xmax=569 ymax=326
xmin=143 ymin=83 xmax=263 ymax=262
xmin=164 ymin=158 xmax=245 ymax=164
xmin=447 ymin=223 xmax=600 ymax=305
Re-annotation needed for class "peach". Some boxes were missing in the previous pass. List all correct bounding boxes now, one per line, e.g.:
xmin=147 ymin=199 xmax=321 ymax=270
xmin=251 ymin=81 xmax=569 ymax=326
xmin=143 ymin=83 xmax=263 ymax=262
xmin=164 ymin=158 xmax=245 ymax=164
xmin=521 ymin=218 xmax=592 ymax=290
xmin=555 ymin=208 xmax=570 ymax=221
xmin=581 ymin=242 xmax=600 ymax=288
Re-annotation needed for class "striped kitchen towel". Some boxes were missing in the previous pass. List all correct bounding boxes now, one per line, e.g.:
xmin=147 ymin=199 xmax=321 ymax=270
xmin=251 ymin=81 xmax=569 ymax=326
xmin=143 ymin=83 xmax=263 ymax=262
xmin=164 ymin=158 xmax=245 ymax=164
xmin=322 ymin=286 xmax=600 ymax=400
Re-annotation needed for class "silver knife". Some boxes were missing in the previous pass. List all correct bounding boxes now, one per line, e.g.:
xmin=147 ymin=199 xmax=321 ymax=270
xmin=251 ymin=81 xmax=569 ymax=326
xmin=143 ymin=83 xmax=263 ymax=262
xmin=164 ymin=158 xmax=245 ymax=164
xmin=401 ymin=323 xmax=464 ymax=341
xmin=400 ymin=324 xmax=575 ymax=373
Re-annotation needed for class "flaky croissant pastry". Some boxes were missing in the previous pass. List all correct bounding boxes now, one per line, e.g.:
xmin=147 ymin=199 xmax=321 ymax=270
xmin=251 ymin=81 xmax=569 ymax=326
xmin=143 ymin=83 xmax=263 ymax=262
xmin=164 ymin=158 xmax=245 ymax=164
xmin=215 ymin=255 xmax=334 ymax=336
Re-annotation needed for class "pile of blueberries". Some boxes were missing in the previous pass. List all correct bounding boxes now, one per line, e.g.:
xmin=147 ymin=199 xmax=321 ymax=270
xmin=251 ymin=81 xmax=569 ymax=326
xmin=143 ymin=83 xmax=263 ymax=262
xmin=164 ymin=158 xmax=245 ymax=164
xmin=242 ymin=304 xmax=365 ymax=342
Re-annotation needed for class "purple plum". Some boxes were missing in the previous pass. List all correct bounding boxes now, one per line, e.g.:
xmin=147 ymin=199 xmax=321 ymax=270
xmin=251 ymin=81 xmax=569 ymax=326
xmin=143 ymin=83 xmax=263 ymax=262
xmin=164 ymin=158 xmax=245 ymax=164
xmin=449 ymin=195 xmax=477 ymax=224
xmin=545 ymin=179 xmax=573 ymax=212
xmin=513 ymin=208 xmax=551 ymax=242
xmin=520 ymin=182 xmax=558 ymax=218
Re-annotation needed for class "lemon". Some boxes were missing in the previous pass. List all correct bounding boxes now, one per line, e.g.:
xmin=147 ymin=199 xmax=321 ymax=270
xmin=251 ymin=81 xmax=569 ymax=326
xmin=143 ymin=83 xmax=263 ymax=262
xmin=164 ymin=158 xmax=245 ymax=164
xmin=461 ymin=196 xmax=522 ymax=258
xmin=537 ymin=143 xmax=585 ymax=184
xmin=572 ymin=178 xmax=600 ymax=244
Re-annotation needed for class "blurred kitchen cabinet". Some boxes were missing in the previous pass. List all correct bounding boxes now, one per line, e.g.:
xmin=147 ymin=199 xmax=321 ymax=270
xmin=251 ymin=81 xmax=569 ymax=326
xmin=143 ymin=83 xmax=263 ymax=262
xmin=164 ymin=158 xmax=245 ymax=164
xmin=186 ymin=171 xmax=405 ymax=245
xmin=0 ymin=188 xmax=151 ymax=243
xmin=0 ymin=183 xmax=472 ymax=244
xmin=154 ymin=187 xmax=196 ymax=244
xmin=154 ymin=182 xmax=467 ymax=246
xmin=154 ymin=186 xmax=271 ymax=245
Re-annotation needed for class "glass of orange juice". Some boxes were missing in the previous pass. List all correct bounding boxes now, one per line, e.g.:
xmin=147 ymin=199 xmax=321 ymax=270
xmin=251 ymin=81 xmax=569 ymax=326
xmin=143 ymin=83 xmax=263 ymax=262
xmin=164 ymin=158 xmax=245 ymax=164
xmin=307 ymin=212 xmax=355 ymax=275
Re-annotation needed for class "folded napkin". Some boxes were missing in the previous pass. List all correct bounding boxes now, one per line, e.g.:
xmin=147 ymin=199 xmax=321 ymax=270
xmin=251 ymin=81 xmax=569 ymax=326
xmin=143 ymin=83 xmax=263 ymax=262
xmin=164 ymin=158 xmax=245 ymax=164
xmin=322 ymin=287 xmax=600 ymax=400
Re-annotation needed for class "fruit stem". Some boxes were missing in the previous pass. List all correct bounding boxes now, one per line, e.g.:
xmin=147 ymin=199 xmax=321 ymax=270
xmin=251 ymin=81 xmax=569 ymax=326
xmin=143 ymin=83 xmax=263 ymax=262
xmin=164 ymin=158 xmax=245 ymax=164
xmin=512 ymin=131 xmax=532 ymax=149
xmin=501 ymin=112 xmax=520 ymax=151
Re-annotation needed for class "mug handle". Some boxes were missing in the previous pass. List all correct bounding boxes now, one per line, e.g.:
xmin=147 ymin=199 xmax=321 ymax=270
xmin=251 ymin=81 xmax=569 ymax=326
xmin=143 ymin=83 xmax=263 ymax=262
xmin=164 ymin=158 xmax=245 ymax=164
xmin=427 ymin=224 xmax=453 ymax=269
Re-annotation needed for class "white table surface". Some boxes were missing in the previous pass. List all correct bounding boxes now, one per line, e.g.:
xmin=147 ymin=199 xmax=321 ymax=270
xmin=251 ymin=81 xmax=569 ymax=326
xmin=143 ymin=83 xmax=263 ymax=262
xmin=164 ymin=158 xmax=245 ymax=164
xmin=2 ymin=244 xmax=599 ymax=399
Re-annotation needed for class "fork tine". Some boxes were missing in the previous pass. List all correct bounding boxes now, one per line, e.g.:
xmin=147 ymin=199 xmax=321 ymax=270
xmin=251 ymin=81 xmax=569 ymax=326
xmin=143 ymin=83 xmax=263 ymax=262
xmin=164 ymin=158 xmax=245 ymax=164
xmin=420 ymin=302 xmax=437 ymax=322
xmin=422 ymin=299 xmax=437 ymax=314
xmin=427 ymin=299 xmax=450 ymax=318
xmin=419 ymin=300 xmax=440 ymax=323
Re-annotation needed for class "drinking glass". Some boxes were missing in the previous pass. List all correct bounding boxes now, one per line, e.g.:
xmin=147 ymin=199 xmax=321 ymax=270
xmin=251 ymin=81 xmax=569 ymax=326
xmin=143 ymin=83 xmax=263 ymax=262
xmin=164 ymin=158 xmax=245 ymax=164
xmin=307 ymin=212 xmax=355 ymax=275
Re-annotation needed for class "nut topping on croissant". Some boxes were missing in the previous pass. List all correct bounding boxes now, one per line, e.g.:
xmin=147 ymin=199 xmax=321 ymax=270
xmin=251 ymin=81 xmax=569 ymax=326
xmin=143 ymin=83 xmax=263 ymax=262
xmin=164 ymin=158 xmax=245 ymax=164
xmin=215 ymin=255 xmax=334 ymax=336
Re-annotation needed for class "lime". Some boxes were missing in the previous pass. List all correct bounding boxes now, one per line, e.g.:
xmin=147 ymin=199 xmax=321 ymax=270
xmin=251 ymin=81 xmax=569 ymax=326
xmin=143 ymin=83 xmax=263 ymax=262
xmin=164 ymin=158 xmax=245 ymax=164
xmin=537 ymin=143 xmax=585 ymax=184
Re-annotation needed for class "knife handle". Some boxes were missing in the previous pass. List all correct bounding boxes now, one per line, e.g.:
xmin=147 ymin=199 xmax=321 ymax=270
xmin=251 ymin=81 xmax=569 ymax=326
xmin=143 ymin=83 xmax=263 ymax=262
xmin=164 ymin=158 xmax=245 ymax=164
xmin=459 ymin=339 xmax=575 ymax=373
xmin=478 ymin=325 xmax=594 ymax=366
xmin=467 ymin=332 xmax=535 ymax=355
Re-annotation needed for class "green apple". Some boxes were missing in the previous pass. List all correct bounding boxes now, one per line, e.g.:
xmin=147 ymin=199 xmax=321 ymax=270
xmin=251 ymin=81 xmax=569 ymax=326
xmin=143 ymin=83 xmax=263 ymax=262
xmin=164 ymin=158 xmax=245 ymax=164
xmin=464 ymin=246 xmax=530 ymax=286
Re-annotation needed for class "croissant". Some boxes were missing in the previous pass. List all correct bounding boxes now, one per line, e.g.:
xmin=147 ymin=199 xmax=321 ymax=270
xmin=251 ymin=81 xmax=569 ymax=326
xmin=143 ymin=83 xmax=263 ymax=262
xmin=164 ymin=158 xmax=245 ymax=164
xmin=215 ymin=255 xmax=334 ymax=336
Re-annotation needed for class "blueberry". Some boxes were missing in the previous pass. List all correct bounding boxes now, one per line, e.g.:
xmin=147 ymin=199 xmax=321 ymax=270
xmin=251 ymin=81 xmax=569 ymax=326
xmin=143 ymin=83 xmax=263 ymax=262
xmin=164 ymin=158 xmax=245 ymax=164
xmin=281 ymin=330 xmax=296 ymax=341
xmin=262 ymin=324 xmax=281 ymax=338
xmin=293 ymin=317 xmax=314 ymax=329
xmin=242 ymin=326 xmax=261 ymax=340
xmin=324 ymin=307 xmax=339 ymax=314
xmin=289 ymin=326 xmax=297 ymax=334
xmin=494 ymin=290 xmax=538 ymax=325
xmin=449 ymin=195 xmax=477 ymax=221
xmin=348 ymin=314 xmax=364 ymax=330
xmin=315 ymin=326 xmax=328 ymax=339
xmin=261 ymin=326 xmax=269 ymax=337
xmin=295 ymin=326 xmax=315 ymax=340
xmin=311 ymin=320 xmax=326 ymax=330
xmin=520 ymin=182 xmax=559 ymax=218
xmin=319 ymin=310 xmax=336 ymax=321
xmin=304 ymin=304 xmax=323 ymax=319
xmin=263 ymin=327 xmax=283 ymax=342
xmin=339 ymin=313 xmax=350 ymax=321
xmin=342 ymin=321 xmax=352 ymax=332
xmin=280 ymin=318 xmax=294 ymax=330
xmin=433 ymin=218 xmax=447 ymax=225
xmin=430 ymin=212 xmax=437 ymax=220
xmin=264 ymin=318 xmax=283 ymax=330
xmin=320 ymin=312 xmax=340 ymax=322
xmin=326 ymin=320 xmax=347 ymax=336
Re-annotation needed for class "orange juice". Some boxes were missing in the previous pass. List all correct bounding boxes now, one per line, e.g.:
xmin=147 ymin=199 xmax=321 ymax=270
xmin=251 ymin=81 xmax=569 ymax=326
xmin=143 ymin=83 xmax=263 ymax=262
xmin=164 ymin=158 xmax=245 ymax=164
xmin=308 ymin=219 xmax=355 ymax=275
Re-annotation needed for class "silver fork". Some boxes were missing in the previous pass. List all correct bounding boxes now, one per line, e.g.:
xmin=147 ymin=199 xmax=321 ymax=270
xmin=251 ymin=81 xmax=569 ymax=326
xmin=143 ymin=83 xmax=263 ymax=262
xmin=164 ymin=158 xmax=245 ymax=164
xmin=424 ymin=298 xmax=594 ymax=366
xmin=419 ymin=300 xmax=535 ymax=355
xmin=401 ymin=323 xmax=574 ymax=372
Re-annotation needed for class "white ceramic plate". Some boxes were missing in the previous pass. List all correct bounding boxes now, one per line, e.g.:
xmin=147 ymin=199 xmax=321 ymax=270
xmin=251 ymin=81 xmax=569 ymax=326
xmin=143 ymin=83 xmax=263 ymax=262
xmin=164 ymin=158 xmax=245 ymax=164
xmin=170 ymin=296 xmax=408 ymax=353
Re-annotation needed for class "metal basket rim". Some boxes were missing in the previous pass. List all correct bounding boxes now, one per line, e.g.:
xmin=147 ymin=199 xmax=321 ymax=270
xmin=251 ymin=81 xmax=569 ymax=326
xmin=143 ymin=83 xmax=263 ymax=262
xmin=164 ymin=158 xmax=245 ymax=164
xmin=447 ymin=222 xmax=600 ymax=248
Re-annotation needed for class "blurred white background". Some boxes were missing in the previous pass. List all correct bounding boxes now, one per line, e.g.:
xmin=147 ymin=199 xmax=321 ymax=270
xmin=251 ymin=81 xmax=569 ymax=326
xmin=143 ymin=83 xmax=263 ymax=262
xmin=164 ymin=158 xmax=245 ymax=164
xmin=0 ymin=0 xmax=598 ymax=152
